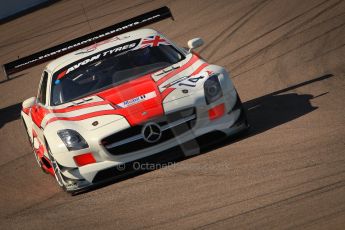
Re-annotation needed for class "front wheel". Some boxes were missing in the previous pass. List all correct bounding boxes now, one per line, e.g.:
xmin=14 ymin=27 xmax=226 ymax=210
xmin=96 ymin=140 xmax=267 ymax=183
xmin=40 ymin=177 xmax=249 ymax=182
xmin=46 ymin=146 xmax=67 ymax=191
xmin=22 ymin=118 xmax=47 ymax=172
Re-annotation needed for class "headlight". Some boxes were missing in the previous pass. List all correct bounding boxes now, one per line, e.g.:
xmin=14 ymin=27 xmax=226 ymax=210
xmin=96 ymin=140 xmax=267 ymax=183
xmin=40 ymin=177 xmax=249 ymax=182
xmin=204 ymin=75 xmax=223 ymax=104
xmin=57 ymin=129 xmax=89 ymax=151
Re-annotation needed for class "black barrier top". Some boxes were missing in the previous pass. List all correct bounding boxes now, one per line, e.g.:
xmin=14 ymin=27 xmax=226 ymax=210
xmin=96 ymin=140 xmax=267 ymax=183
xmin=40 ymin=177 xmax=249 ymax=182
xmin=3 ymin=6 xmax=173 ymax=77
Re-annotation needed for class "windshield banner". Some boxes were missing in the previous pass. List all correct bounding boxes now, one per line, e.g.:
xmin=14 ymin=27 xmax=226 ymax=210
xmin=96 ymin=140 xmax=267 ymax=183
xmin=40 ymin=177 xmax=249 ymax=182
xmin=54 ymin=39 xmax=141 ymax=83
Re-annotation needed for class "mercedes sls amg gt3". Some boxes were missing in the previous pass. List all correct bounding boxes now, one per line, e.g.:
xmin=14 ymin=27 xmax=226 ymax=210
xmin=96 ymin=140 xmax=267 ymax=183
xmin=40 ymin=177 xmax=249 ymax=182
xmin=21 ymin=29 xmax=248 ymax=193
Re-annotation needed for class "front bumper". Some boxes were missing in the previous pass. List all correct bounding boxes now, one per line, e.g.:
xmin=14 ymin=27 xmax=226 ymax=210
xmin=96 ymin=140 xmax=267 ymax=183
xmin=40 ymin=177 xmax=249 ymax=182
xmin=57 ymin=92 xmax=248 ymax=192
xmin=64 ymin=112 xmax=248 ymax=193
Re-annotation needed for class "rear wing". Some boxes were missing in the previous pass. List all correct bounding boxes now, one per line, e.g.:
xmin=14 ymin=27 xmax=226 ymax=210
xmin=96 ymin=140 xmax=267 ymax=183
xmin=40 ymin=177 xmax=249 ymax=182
xmin=3 ymin=6 xmax=173 ymax=78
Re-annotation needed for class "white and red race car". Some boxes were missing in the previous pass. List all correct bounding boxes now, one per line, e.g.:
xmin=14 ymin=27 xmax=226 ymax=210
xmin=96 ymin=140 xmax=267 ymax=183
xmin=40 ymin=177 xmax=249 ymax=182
xmin=21 ymin=28 xmax=248 ymax=193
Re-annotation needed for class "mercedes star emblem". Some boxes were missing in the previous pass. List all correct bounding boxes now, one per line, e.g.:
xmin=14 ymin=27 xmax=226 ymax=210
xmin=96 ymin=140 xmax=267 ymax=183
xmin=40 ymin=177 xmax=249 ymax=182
xmin=142 ymin=122 xmax=162 ymax=143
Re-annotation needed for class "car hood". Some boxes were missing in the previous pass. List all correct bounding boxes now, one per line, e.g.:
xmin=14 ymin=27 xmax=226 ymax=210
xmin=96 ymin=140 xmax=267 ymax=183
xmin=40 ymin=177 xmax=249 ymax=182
xmin=44 ymin=55 xmax=211 ymax=131
xmin=96 ymin=74 xmax=164 ymax=126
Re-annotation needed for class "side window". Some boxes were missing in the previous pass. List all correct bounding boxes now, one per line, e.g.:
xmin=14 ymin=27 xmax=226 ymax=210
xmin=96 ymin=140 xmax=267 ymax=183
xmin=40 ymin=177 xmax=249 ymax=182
xmin=37 ymin=72 xmax=48 ymax=105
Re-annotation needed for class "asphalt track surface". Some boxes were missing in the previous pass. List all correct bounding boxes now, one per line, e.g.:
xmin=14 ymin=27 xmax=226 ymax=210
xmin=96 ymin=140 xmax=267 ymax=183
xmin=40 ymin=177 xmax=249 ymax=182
xmin=0 ymin=0 xmax=344 ymax=229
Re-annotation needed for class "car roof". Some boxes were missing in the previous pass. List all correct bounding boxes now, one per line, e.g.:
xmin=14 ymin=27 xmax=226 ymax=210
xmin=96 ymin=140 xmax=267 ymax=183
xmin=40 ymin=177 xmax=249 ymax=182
xmin=45 ymin=28 xmax=160 ymax=74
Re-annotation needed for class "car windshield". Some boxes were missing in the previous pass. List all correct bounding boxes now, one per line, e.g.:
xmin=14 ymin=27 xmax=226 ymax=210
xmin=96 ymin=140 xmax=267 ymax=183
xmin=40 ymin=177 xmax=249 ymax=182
xmin=51 ymin=43 xmax=184 ymax=106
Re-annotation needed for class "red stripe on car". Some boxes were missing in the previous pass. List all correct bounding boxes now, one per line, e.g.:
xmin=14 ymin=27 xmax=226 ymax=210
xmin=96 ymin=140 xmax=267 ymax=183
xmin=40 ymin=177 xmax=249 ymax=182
xmin=31 ymin=105 xmax=49 ymax=127
xmin=48 ymin=101 xmax=111 ymax=114
xmin=45 ymin=110 xmax=120 ymax=126
xmin=22 ymin=107 xmax=30 ymax=115
xmin=161 ymin=88 xmax=175 ymax=101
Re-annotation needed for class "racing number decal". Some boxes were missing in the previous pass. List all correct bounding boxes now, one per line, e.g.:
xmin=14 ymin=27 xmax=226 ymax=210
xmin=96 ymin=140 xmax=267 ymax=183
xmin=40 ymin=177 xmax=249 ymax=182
xmin=177 ymin=75 xmax=204 ymax=88
xmin=164 ymin=72 xmax=209 ymax=89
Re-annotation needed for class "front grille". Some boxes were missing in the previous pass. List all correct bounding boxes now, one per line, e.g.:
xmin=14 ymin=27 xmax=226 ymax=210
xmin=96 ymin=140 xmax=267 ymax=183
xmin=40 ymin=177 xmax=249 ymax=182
xmin=102 ymin=108 xmax=196 ymax=155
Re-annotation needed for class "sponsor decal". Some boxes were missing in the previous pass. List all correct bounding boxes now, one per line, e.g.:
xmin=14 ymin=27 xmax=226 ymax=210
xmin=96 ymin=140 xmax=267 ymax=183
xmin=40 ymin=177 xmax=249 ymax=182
xmin=117 ymin=91 xmax=157 ymax=108
xmin=140 ymin=35 xmax=170 ymax=48
xmin=56 ymin=39 xmax=140 ymax=79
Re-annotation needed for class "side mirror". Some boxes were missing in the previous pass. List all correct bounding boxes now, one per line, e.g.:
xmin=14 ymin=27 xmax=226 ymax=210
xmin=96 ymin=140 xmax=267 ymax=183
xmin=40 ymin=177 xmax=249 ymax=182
xmin=187 ymin=38 xmax=204 ymax=51
xmin=23 ymin=97 xmax=36 ymax=109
